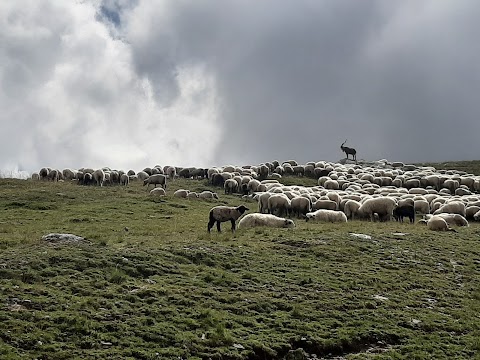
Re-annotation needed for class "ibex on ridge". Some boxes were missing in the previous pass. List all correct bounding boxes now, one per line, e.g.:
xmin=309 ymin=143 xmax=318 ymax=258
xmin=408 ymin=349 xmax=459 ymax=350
xmin=340 ymin=140 xmax=357 ymax=161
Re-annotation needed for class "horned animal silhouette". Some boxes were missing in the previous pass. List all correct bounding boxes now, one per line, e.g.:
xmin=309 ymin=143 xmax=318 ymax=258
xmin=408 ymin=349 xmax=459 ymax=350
xmin=340 ymin=139 xmax=357 ymax=161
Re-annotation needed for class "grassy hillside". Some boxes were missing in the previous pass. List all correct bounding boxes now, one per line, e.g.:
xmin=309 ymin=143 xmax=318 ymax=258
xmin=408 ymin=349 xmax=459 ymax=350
xmin=0 ymin=175 xmax=479 ymax=359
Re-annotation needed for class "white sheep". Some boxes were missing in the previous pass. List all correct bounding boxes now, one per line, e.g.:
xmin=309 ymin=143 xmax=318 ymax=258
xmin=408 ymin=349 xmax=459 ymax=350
xmin=149 ymin=188 xmax=166 ymax=197
xmin=305 ymin=209 xmax=347 ymax=223
xmin=137 ymin=171 xmax=150 ymax=182
xmin=312 ymin=199 xmax=337 ymax=211
xmin=187 ymin=192 xmax=199 ymax=199
xmin=433 ymin=201 xmax=466 ymax=217
xmin=414 ymin=199 xmax=430 ymax=215
xmin=419 ymin=215 xmax=456 ymax=232
xmin=207 ymin=205 xmax=249 ymax=232
xmin=238 ymin=213 xmax=296 ymax=229
xmin=166 ymin=166 xmax=177 ymax=180
xmin=428 ymin=213 xmax=469 ymax=227
xmin=224 ymin=178 xmax=238 ymax=194
xmin=466 ymin=206 xmax=480 ymax=220
xmin=290 ymin=197 xmax=312 ymax=218
xmin=344 ymin=200 xmax=362 ymax=220
xmin=143 ymin=174 xmax=167 ymax=191
xmin=267 ymin=193 xmax=291 ymax=217
xmin=357 ymin=197 xmax=397 ymax=222
xmin=174 ymin=189 xmax=190 ymax=198
xmin=92 ymin=169 xmax=105 ymax=186
xmin=120 ymin=173 xmax=129 ymax=186
xmin=257 ymin=193 xmax=272 ymax=213
xmin=198 ymin=191 xmax=219 ymax=200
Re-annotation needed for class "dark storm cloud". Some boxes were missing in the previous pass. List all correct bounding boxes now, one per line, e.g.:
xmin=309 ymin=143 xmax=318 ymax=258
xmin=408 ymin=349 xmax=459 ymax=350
xmin=123 ymin=0 xmax=480 ymax=165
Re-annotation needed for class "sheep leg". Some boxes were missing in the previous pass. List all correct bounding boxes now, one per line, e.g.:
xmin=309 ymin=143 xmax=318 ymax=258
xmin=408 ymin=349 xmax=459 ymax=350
xmin=230 ymin=219 xmax=236 ymax=232
xmin=207 ymin=219 xmax=216 ymax=233
xmin=216 ymin=221 xmax=222 ymax=232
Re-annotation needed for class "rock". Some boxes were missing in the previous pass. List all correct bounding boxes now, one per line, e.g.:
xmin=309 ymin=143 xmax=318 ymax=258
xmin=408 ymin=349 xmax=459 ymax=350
xmin=286 ymin=348 xmax=308 ymax=360
xmin=41 ymin=233 xmax=89 ymax=244
xmin=349 ymin=233 xmax=372 ymax=240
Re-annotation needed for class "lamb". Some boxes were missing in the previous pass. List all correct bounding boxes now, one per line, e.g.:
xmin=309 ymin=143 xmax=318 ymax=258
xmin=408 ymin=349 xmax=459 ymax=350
xmin=174 ymin=189 xmax=190 ymax=198
xmin=238 ymin=213 xmax=296 ymax=229
xmin=305 ymin=209 xmax=347 ymax=223
xmin=290 ymin=197 xmax=312 ymax=218
xmin=357 ymin=197 xmax=397 ymax=222
xmin=143 ymin=174 xmax=167 ymax=191
xmin=393 ymin=205 xmax=415 ymax=223
xmin=207 ymin=205 xmax=249 ymax=232
xmin=198 ymin=191 xmax=218 ymax=200
xmin=419 ymin=215 xmax=457 ymax=232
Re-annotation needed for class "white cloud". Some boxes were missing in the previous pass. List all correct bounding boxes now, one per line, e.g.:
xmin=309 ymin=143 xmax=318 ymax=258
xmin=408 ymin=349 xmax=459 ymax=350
xmin=0 ymin=0 xmax=222 ymax=173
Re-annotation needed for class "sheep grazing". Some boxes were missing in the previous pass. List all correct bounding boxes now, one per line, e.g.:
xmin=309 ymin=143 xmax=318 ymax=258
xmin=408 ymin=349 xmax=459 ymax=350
xmin=224 ymin=178 xmax=238 ymax=194
xmin=120 ymin=173 xmax=129 ymax=186
xmin=305 ymin=209 xmax=347 ymax=223
xmin=92 ymin=169 xmax=105 ymax=187
xmin=187 ymin=192 xmax=199 ymax=199
xmin=238 ymin=213 xmax=295 ymax=229
xmin=290 ymin=197 xmax=312 ymax=218
xmin=207 ymin=205 xmax=249 ymax=232
xmin=165 ymin=166 xmax=176 ymax=180
xmin=419 ymin=216 xmax=457 ymax=232
xmin=343 ymin=200 xmax=362 ymax=220
xmin=267 ymin=193 xmax=291 ymax=217
xmin=358 ymin=197 xmax=397 ymax=222
xmin=143 ymin=174 xmax=167 ymax=191
xmin=393 ymin=205 xmax=415 ymax=223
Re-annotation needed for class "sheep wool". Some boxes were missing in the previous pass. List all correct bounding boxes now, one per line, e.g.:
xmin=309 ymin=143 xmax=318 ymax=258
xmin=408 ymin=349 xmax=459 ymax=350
xmin=238 ymin=213 xmax=295 ymax=229
xmin=305 ymin=209 xmax=347 ymax=223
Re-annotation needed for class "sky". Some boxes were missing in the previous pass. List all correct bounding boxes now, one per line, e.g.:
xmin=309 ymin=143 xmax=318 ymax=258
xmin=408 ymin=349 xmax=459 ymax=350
xmin=1 ymin=0 xmax=480 ymax=174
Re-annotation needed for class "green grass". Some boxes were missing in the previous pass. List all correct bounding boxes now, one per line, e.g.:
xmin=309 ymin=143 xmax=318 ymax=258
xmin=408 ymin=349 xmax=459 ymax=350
xmin=0 ymin=172 xmax=479 ymax=359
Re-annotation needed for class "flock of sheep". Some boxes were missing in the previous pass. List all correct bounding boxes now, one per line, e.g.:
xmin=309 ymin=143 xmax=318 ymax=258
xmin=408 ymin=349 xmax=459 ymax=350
xmin=31 ymin=158 xmax=480 ymax=233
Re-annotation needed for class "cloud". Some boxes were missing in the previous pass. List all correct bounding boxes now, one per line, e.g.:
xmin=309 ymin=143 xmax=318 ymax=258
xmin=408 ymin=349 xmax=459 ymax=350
xmin=2 ymin=1 xmax=480 ymax=174
xmin=0 ymin=0 xmax=221 ymax=173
